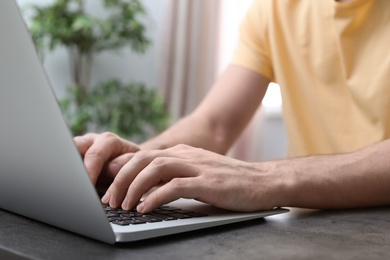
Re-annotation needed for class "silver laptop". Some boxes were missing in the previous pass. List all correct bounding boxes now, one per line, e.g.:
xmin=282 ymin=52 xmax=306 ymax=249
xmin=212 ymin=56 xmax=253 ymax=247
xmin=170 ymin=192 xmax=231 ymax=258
xmin=0 ymin=0 xmax=288 ymax=244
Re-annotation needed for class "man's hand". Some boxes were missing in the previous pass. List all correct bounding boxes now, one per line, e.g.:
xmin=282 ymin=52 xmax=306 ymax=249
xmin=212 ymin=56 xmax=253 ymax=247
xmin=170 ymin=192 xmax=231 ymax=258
xmin=101 ymin=144 xmax=282 ymax=213
xmin=74 ymin=132 xmax=140 ymax=186
xmin=98 ymin=138 xmax=390 ymax=213
xmin=75 ymin=132 xmax=390 ymax=212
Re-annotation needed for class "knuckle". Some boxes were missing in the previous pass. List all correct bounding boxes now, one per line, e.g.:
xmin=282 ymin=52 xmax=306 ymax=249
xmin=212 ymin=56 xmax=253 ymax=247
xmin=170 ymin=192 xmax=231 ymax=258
xmin=171 ymin=144 xmax=204 ymax=155
xmin=169 ymin=178 xmax=186 ymax=192
xmin=132 ymin=150 xmax=151 ymax=161
xmin=85 ymin=148 xmax=104 ymax=160
xmin=83 ymin=132 xmax=97 ymax=138
xmin=149 ymin=157 xmax=167 ymax=168
xmin=100 ymin=131 xmax=117 ymax=139
xmin=172 ymin=144 xmax=189 ymax=150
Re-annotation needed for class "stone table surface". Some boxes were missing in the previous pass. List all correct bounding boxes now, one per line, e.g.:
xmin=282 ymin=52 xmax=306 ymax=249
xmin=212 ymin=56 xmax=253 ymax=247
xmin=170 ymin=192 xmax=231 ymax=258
xmin=0 ymin=207 xmax=389 ymax=260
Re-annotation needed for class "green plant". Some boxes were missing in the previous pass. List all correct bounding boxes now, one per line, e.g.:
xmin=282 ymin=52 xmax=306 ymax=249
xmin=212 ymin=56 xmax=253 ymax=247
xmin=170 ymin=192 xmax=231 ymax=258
xmin=28 ymin=0 xmax=169 ymax=141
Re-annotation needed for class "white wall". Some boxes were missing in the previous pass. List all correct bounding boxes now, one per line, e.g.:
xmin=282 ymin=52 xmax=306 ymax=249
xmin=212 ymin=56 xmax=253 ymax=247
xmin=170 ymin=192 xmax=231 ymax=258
xmin=16 ymin=0 xmax=166 ymax=98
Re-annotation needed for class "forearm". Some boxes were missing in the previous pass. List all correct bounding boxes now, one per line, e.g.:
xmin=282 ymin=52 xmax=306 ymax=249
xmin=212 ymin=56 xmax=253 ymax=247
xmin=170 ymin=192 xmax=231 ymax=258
xmin=140 ymin=113 xmax=233 ymax=154
xmin=273 ymin=140 xmax=390 ymax=209
xmin=140 ymin=65 xmax=269 ymax=154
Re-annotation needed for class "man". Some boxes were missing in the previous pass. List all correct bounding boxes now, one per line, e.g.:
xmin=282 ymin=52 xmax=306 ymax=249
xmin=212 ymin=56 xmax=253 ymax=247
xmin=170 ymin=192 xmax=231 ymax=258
xmin=75 ymin=0 xmax=390 ymax=213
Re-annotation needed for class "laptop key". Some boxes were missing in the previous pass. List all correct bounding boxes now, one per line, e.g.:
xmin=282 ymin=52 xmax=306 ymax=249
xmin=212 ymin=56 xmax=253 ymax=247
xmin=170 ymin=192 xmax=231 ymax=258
xmin=106 ymin=212 xmax=120 ymax=217
xmin=124 ymin=219 xmax=147 ymax=225
xmin=185 ymin=212 xmax=208 ymax=217
xmin=120 ymin=212 xmax=143 ymax=218
xmin=169 ymin=213 xmax=193 ymax=219
xmin=108 ymin=216 xmax=123 ymax=222
xmin=111 ymin=220 xmax=130 ymax=226
xmin=147 ymin=212 xmax=177 ymax=221
xmin=135 ymin=216 xmax=162 ymax=223
xmin=152 ymin=209 xmax=174 ymax=215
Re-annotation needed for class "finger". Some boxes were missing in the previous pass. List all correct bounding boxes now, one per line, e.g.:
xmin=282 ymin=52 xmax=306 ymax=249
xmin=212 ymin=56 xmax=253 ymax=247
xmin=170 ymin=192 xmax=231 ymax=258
xmin=106 ymin=153 xmax=136 ymax=178
xmin=121 ymin=156 xmax=199 ymax=210
xmin=73 ymin=133 xmax=98 ymax=156
xmin=95 ymin=152 xmax=135 ymax=192
xmin=83 ymin=132 xmax=139 ymax=184
xmin=137 ymin=177 xmax=199 ymax=213
xmin=103 ymin=150 xmax=160 ymax=207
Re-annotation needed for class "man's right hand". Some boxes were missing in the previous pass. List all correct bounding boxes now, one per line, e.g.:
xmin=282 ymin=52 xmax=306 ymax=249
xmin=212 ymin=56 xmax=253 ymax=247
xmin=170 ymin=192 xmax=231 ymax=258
xmin=74 ymin=132 xmax=140 ymax=186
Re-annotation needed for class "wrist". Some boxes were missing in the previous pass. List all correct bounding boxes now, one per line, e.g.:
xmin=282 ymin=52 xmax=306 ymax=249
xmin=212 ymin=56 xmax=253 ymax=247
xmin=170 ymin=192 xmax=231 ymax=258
xmin=250 ymin=160 xmax=297 ymax=209
xmin=268 ymin=160 xmax=298 ymax=208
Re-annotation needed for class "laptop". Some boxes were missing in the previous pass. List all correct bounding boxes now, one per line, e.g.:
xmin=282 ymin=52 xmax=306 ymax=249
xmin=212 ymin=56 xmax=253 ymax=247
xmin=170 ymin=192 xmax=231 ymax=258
xmin=0 ymin=0 xmax=288 ymax=244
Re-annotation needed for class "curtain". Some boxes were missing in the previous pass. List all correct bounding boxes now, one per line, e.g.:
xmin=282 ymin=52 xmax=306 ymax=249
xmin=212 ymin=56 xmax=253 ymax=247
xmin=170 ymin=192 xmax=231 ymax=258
xmin=157 ymin=0 xmax=222 ymax=122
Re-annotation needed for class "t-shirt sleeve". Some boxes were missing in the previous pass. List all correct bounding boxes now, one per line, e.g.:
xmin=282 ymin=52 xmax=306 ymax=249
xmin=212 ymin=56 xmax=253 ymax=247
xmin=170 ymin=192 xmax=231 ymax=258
xmin=231 ymin=0 xmax=274 ymax=81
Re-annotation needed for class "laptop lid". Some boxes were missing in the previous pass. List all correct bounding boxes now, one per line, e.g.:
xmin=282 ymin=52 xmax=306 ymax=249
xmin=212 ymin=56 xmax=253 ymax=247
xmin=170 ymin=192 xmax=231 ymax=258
xmin=0 ymin=0 xmax=288 ymax=244
xmin=0 ymin=0 xmax=116 ymax=244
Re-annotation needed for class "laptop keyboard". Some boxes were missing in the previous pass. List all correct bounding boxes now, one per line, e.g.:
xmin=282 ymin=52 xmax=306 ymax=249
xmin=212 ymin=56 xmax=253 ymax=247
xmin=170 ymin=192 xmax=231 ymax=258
xmin=103 ymin=204 xmax=208 ymax=226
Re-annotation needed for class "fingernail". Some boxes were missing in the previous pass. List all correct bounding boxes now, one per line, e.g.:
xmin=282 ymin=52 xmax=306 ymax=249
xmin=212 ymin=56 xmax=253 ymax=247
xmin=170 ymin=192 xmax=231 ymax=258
xmin=101 ymin=191 xmax=110 ymax=204
xmin=137 ymin=202 xmax=145 ymax=213
xmin=122 ymin=197 xmax=129 ymax=210
xmin=109 ymin=192 xmax=117 ymax=208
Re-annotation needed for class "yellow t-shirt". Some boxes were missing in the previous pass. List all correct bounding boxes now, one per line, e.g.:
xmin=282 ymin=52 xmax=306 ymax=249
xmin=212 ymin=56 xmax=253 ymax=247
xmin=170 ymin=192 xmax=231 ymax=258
xmin=232 ymin=0 xmax=390 ymax=157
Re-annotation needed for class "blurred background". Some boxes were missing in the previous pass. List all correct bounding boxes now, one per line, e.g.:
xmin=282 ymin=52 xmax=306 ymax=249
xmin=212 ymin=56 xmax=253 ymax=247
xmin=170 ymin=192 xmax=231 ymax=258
xmin=16 ymin=0 xmax=287 ymax=162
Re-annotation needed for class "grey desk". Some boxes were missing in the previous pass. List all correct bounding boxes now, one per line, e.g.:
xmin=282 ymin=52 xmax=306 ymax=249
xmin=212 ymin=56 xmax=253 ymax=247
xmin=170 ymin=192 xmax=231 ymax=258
xmin=0 ymin=207 xmax=389 ymax=260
